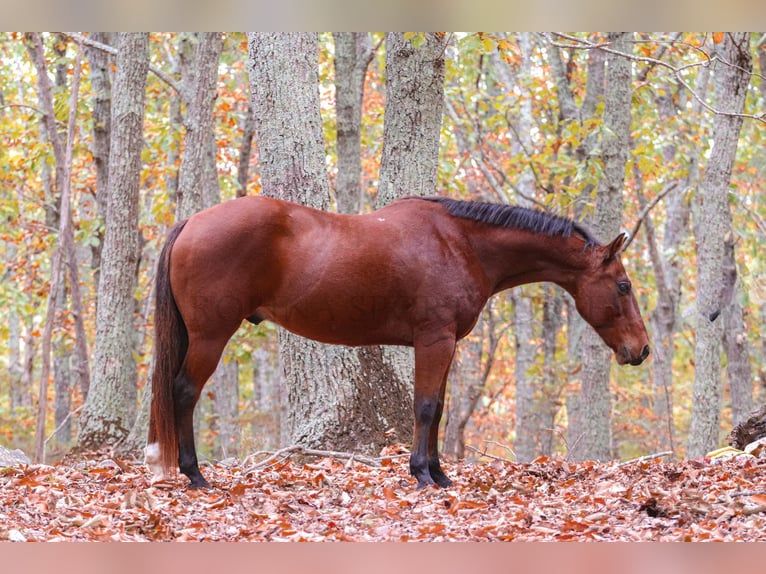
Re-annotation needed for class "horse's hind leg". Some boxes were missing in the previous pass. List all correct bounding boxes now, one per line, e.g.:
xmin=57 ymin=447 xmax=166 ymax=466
xmin=174 ymin=335 xmax=230 ymax=488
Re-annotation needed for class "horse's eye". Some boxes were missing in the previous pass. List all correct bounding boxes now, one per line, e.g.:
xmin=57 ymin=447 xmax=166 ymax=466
xmin=617 ymin=281 xmax=631 ymax=295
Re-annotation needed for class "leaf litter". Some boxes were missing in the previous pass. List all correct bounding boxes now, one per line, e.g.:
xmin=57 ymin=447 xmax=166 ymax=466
xmin=1 ymin=449 xmax=766 ymax=541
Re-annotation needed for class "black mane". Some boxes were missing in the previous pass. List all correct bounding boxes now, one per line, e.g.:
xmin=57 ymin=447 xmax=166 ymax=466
xmin=418 ymin=197 xmax=599 ymax=246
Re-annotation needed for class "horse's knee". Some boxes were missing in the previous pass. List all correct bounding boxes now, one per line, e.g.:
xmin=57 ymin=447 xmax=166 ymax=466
xmin=415 ymin=397 xmax=437 ymax=425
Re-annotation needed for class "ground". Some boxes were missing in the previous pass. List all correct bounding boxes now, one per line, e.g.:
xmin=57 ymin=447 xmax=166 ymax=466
xmin=1 ymin=447 xmax=765 ymax=542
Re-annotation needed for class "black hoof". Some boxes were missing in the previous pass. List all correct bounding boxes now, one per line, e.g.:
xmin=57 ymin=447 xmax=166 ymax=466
xmin=187 ymin=473 xmax=212 ymax=489
xmin=432 ymin=472 xmax=453 ymax=488
xmin=415 ymin=477 xmax=436 ymax=490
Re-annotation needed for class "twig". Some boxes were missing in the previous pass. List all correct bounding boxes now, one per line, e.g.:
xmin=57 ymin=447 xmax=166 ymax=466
xmin=729 ymin=490 xmax=766 ymax=498
xmin=44 ymin=406 xmax=83 ymax=445
xmin=63 ymin=32 xmax=181 ymax=96
xmin=466 ymin=444 xmax=515 ymax=463
xmin=540 ymin=32 xmax=765 ymax=125
xmin=242 ymin=445 xmax=403 ymax=473
xmin=0 ymin=103 xmax=45 ymax=116
xmin=618 ymin=451 xmax=673 ymax=466
xmin=622 ymin=181 xmax=679 ymax=251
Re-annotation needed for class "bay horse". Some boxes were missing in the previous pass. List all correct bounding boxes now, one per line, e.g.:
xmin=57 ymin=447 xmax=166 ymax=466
xmin=146 ymin=196 xmax=650 ymax=489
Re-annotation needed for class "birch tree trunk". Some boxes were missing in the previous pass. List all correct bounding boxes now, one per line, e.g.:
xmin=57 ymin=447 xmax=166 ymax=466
xmin=78 ymin=33 xmax=149 ymax=450
xmin=688 ymin=33 xmax=752 ymax=457
xmin=572 ymin=33 xmax=633 ymax=461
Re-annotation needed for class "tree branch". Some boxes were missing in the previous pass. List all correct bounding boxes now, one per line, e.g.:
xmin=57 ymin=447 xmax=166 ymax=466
xmin=618 ymin=451 xmax=673 ymax=466
xmin=540 ymin=32 xmax=765 ymax=125
xmin=622 ymin=181 xmax=679 ymax=251
xmin=242 ymin=445 xmax=407 ymax=473
xmin=63 ymin=32 xmax=181 ymax=95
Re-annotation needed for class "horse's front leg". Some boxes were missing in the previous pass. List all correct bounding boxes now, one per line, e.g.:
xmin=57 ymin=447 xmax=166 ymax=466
xmin=411 ymin=335 xmax=456 ymax=489
xmin=426 ymin=369 xmax=454 ymax=488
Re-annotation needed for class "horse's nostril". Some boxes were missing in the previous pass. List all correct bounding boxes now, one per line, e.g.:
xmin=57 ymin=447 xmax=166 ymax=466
xmin=641 ymin=345 xmax=650 ymax=360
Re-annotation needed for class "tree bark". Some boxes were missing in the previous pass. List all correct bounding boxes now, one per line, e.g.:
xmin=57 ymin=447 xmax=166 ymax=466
xmin=572 ymin=33 xmax=633 ymax=462
xmin=26 ymin=33 xmax=87 ymax=461
xmin=78 ymin=33 xmax=149 ymax=451
xmin=688 ymin=33 xmax=752 ymax=458
xmin=85 ymin=32 xmax=113 ymax=307
xmin=248 ymin=33 xmax=446 ymax=454
xmin=236 ymin=100 xmax=255 ymax=198
xmin=333 ymin=32 xmax=373 ymax=214
xmin=376 ymin=33 xmax=445 ymax=206
xmin=548 ymin=37 xmax=608 ymax=458
xmin=722 ymin=235 xmax=753 ymax=425
xmin=176 ymin=33 xmax=223 ymax=220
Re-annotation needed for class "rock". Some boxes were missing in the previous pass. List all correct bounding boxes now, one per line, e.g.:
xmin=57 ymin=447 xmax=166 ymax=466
xmin=0 ymin=445 xmax=31 ymax=467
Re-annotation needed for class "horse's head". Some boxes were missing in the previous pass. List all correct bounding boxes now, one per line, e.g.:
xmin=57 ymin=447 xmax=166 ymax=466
xmin=573 ymin=233 xmax=650 ymax=366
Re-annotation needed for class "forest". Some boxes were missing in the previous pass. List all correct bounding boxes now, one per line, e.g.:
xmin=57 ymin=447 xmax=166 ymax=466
xmin=1 ymin=32 xmax=766 ymax=541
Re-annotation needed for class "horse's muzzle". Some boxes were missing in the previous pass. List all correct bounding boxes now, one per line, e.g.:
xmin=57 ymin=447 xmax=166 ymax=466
xmin=629 ymin=345 xmax=650 ymax=366
xmin=619 ymin=344 xmax=650 ymax=366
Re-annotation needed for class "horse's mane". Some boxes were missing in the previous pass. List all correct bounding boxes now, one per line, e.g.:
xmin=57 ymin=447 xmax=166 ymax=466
xmin=416 ymin=197 xmax=600 ymax=246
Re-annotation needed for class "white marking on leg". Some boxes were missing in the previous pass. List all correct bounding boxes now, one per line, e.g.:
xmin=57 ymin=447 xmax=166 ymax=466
xmin=144 ymin=442 xmax=166 ymax=483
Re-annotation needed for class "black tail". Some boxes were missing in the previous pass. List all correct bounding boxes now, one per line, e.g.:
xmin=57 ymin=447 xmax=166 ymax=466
xmin=147 ymin=220 xmax=189 ymax=477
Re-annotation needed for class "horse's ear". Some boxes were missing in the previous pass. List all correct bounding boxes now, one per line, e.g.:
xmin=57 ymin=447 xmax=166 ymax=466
xmin=604 ymin=232 xmax=627 ymax=262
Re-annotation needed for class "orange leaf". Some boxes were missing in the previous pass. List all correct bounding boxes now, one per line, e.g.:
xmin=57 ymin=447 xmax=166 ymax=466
xmin=713 ymin=32 xmax=724 ymax=44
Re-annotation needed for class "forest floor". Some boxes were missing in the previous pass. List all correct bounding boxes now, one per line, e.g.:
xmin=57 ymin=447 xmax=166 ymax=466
xmin=1 ymin=446 xmax=766 ymax=542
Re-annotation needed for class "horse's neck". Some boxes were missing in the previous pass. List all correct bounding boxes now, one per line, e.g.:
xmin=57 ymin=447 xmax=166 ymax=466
xmin=476 ymin=228 xmax=592 ymax=295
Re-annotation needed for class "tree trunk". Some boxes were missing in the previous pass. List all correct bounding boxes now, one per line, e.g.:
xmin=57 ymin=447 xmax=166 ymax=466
xmin=688 ymin=33 xmax=752 ymax=458
xmin=53 ymin=284 xmax=73 ymax=444
xmin=507 ymin=33 xmax=547 ymax=463
xmin=26 ymin=33 xmax=87 ymax=462
xmin=333 ymin=32 xmax=373 ymax=214
xmin=176 ymin=33 xmax=223 ymax=220
xmin=722 ymin=220 xmax=753 ymax=424
xmin=376 ymin=33 xmax=445 ymax=206
xmin=236 ymin=100 xmax=255 ymax=198
xmin=548 ymin=37 xmax=607 ymax=458
xmin=247 ymin=32 xmax=446 ymax=453
xmin=573 ymin=33 xmax=633 ymax=461
xmin=78 ymin=33 xmax=149 ymax=451
xmin=85 ymin=32 xmax=113 ymax=307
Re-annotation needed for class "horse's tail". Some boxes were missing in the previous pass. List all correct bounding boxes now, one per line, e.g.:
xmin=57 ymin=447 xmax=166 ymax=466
xmin=147 ymin=220 xmax=189 ymax=478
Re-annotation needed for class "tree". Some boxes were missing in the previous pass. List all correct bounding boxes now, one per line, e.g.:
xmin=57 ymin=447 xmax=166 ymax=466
xmin=246 ymin=32 xmax=447 ymax=454
xmin=84 ymin=32 xmax=113 ymax=304
xmin=176 ymin=33 xmax=224 ymax=220
xmin=571 ymin=33 xmax=633 ymax=461
xmin=333 ymin=32 xmax=373 ymax=214
xmin=25 ymin=33 xmax=85 ymax=461
xmin=78 ymin=33 xmax=149 ymax=450
xmin=688 ymin=33 xmax=752 ymax=457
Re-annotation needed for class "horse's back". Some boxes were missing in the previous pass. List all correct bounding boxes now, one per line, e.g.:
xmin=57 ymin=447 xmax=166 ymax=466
xmin=169 ymin=196 xmax=487 ymax=345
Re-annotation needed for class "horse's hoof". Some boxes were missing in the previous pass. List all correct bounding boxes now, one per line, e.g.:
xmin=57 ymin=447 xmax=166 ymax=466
xmin=414 ymin=477 xmax=436 ymax=490
xmin=433 ymin=475 xmax=453 ymax=488
xmin=188 ymin=477 xmax=212 ymax=490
